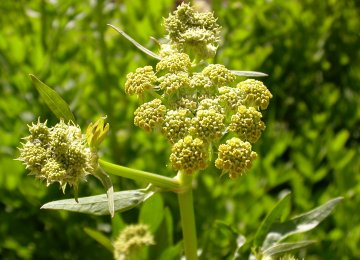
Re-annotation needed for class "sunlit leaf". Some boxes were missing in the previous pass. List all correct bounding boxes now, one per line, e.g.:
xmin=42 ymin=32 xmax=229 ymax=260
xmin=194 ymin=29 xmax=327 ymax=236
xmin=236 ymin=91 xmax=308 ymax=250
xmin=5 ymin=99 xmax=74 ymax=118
xmin=262 ymin=197 xmax=343 ymax=249
xmin=29 ymin=74 xmax=75 ymax=122
xmin=231 ymin=70 xmax=268 ymax=77
xmin=108 ymin=24 xmax=161 ymax=60
xmin=84 ymin=227 xmax=113 ymax=252
xmin=254 ymin=192 xmax=291 ymax=248
xmin=41 ymin=189 xmax=153 ymax=215
xmin=263 ymin=240 xmax=316 ymax=257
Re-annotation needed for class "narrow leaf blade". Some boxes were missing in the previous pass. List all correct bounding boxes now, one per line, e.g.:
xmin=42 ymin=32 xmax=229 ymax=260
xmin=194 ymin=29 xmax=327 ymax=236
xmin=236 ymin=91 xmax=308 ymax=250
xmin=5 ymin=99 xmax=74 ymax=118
xmin=84 ymin=227 xmax=113 ymax=252
xmin=41 ymin=189 xmax=152 ymax=215
xmin=263 ymin=197 xmax=343 ymax=247
xmin=254 ymin=192 xmax=291 ymax=248
xmin=263 ymin=241 xmax=316 ymax=257
xmin=231 ymin=70 xmax=268 ymax=77
xmin=108 ymin=24 xmax=161 ymax=60
xmin=29 ymin=74 xmax=75 ymax=122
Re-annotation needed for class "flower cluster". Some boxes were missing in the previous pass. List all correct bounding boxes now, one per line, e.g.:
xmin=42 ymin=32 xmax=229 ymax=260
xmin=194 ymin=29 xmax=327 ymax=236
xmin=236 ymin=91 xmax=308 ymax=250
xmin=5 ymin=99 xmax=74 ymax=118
xmin=18 ymin=119 xmax=97 ymax=191
xmin=124 ymin=3 xmax=272 ymax=178
xmin=163 ymin=3 xmax=221 ymax=60
xmin=113 ymin=224 xmax=154 ymax=260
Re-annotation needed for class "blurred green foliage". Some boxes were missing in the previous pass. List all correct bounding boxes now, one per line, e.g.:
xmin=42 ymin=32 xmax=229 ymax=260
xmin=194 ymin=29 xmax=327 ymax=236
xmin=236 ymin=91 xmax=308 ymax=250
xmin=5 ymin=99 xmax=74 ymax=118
xmin=0 ymin=0 xmax=359 ymax=259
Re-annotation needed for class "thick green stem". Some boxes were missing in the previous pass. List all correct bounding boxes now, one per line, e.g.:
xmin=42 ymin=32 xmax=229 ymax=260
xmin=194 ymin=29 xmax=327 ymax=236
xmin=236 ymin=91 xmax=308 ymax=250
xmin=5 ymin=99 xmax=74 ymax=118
xmin=99 ymin=159 xmax=180 ymax=190
xmin=177 ymin=171 xmax=198 ymax=260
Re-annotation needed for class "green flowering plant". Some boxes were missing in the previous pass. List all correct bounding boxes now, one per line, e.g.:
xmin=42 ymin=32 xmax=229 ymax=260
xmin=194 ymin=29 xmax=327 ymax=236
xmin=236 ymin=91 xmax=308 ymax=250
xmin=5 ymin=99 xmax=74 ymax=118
xmin=18 ymin=3 xmax=342 ymax=260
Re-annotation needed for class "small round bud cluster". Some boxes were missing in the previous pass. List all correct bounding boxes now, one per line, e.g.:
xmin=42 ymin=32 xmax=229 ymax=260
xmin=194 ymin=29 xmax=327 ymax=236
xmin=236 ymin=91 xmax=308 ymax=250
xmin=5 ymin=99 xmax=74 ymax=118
xmin=158 ymin=72 xmax=190 ymax=96
xmin=237 ymin=79 xmax=273 ymax=110
xmin=189 ymin=109 xmax=225 ymax=142
xmin=197 ymin=98 xmax=223 ymax=114
xmin=156 ymin=52 xmax=191 ymax=73
xmin=163 ymin=3 xmax=221 ymax=60
xmin=125 ymin=66 xmax=157 ymax=96
xmin=215 ymin=138 xmax=257 ymax=179
xmin=170 ymin=136 xmax=208 ymax=174
xmin=123 ymin=4 xmax=272 ymax=177
xmin=229 ymin=105 xmax=265 ymax=143
xmin=218 ymin=86 xmax=242 ymax=111
xmin=162 ymin=109 xmax=192 ymax=144
xmin=173 ymin=96 xmax=198 ymax=112
xmin=134 ymin=99 xmax=166 ymax=131
xmin=202 ymin=64 xmax=236 ymax=87
xmin=190 ymin=73 xmax=213 ymax=91
xmin=18 ymin=119 xmax=97 ymax=191
xmin=113 ymin=224 xmax=154 ymax=260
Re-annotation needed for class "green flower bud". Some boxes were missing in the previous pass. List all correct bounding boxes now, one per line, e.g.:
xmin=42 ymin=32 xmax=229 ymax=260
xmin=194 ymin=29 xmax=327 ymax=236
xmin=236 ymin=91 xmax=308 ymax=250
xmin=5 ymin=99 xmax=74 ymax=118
xmin=174 ymin=96 xmax=197 ymax=112
xmin=156 ymin=52 xmax=191 ymax=73
xmin=190 ymin=72 xmax=213 ymax=90
xmin=124 ymin=66 xmax=157 ymax=96
xmin=170 ymin=135 xmax=208 ymax=174
xmin=164 ymin=3 xmax=221 ymax=60
xmin=189 ymin=109 xmax=225 ymax=142
xmin=18 ymin=141 xmax=48 ymax=174
xmin=218 ymin=86 xmax=242 ymax=111
xmin=197 ymin=98 xmax=223 ymax=114
xmin=229 ymin=105 xmax=265 ymax=143
xmin=159 ymin=43 xmax=178 ymax=57
xmin=134 ymin=99 xmax=167 ymax=131
xmin=237 ymin=79 xmax=272 ymax=110
xmin=113 ymin=224 xmax=154 ymax=260
xmin=162 ymin=109 xmax=192 ymax=144
xmin=158 ymin=72 xmax=190 ymax=96
xmin=27 ymin=119 xmax=50 ymax=144
xmin=41 ymin=158 xmax=67 ymax=186
xmin=215 ymin=137 xmax=257 ymax=178
xmin=18 ymin=119 xmax=97 ymax=192
xmin=202 ymin=64 xmax=236 ymax=86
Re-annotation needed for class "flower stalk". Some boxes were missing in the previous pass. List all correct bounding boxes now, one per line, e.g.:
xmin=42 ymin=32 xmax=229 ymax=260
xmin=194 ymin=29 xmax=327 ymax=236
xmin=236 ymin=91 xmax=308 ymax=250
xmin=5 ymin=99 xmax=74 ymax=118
xmin=177 ymin=171 xmax=198 ymax=260
xmin=99 ymin=159 xmax=180 ymax=190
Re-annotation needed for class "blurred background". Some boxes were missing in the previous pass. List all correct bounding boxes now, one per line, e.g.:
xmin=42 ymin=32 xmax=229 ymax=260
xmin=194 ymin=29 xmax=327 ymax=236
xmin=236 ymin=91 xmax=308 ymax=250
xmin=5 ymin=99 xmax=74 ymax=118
xmin=0 ymin=0 xmax=359 ymax=259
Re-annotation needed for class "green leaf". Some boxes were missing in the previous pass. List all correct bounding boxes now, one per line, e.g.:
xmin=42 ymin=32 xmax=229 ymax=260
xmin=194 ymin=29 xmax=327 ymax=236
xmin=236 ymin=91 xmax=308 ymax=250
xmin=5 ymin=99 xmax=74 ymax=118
xmin=93 ymin=167 xmax=115 ymax=217
xmin=263 ymin=197 xmax=343 ymax=249
xmin=254 ymin=192 xmax=291 ymax=248
xmin=29 ymin=74 xmax=75 ymax=122
xmin=84 ymin=227 xmax=113 ymax=252
xmin=139 ymin=193 xmax=164 ymax=233
xmin=41 ymin=189 xmax=153 ymax=215
xmin=263 ymin=240 xmax=316 ymax=257
xmin=158 ymin=243 xmax=182 ymax=260
xmin=231 ymin=70 xmax=268 ymax=77
xmin=107 ymin=24 xmax=161 ymax=60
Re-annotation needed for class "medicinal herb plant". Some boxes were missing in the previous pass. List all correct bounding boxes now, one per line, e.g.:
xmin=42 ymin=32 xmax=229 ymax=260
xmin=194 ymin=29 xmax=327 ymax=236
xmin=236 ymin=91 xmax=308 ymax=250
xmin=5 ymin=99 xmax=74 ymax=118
xmin=18 ymin=3 xmax=342 ymax=260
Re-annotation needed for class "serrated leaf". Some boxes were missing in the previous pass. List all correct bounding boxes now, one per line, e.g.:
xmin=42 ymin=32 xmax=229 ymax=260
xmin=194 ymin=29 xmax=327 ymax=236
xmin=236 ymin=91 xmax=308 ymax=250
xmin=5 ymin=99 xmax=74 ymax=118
xmin=108 ymin=24 xmax=161 ymax=60
xmin=41 ymin=189 xmax=153 ymax=215
xmin=231 ymin=70 xmax=268 ymax=77
xmin=254 ymin=192 xmax=291 ymax=248
xmin=29 ymin=74 xmax=75 ymax=122
xmin=93 ymin=167 xmax=115 ymax=217
xmin=84 ymin=227 xmax=113 ymax=252
xmin=263 ymin=240 xmax=316 ymax=257
xmin=263 ymin=197 xmax=343 ymax=248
